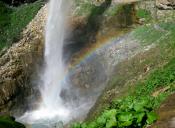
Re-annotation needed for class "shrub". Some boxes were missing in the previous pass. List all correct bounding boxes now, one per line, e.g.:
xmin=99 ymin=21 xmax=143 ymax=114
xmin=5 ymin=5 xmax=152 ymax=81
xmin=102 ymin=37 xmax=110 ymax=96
xmin=0 ymin=0 xmax=44 ymax=50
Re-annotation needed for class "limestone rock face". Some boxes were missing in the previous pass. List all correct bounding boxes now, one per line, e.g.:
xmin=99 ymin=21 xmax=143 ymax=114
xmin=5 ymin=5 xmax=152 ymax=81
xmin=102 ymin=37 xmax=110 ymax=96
xmin=156 ymin=0 xmax=175 ymax=9
xmin=0 ymin=5 xmax=47 ymax=113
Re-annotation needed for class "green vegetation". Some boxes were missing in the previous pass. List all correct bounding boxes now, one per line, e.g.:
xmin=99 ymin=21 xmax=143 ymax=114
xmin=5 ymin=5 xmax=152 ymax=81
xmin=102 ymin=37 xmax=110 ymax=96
xmin=74 ymin=0 xmax=95 ymax=16
xmin=74 ymin=0 xmax=133 ymax=18
xmin=0 ymin=116 xmax=25 ymax=128
xmin=133 ymin=22 xmax=175 ymax=45
xmin=133 ymin=25 xmax=165 ymax=44
xmin=136 ymin=9 xmax=151 ymax=22
xmin=72 ymin=97 xmax=158 ymax=128
xmin=72 ymin=23 xmax=175 ymax=128
xmin=0 ymin=0 xmax=44 ymax=50
xmin=0 ymin=1 xmax=12 ymax=49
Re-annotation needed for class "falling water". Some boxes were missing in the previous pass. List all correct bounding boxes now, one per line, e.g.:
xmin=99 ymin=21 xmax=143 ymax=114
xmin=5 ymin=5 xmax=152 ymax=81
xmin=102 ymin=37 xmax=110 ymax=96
xmin=36 ymin=0 xmax=70 ymax=121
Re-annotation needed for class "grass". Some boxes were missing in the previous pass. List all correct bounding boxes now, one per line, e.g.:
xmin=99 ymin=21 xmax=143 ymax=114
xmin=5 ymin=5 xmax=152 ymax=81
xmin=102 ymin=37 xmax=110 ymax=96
xmin=72 ymin=22 xmax=175 ymax=128
xmin=132 ymin=22 xmax=175 ymax=45
xmin=0 ymin=0 xmax=44 ymax=50
xmin=134 ymin=58 xmax=175 ymax=101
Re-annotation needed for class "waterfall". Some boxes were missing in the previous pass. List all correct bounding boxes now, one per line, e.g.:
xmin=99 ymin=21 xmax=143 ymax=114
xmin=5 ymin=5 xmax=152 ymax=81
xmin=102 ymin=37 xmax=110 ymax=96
xmin=19 ymin=0 xmax=71 ymax=125
xmin=42 ymin=0 xmax=66 ymax=109
xmin=38 ymin=0 xmax=70 ymax=121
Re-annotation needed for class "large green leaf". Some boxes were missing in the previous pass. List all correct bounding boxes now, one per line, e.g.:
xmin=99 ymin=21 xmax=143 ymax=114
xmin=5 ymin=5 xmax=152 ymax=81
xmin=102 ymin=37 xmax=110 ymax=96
xmin=133 ymin=98 xmax=149 ymax=111
xmin=146 ymin=112 xmax=158 ymax=124
xmin=106 ymin=117 xmax=117 ymax=128
xmin=118 ymin=112 xmax=133 ymax=127
xmin=103 ymin=109 xmax=117 ymax=119
xmin=88 ymin=121 xmax=98 ymax=128
xmin=134 ymin=112 xmax=145 ymax=123
xmin=96 ymin=116 xmax=106 ymax=126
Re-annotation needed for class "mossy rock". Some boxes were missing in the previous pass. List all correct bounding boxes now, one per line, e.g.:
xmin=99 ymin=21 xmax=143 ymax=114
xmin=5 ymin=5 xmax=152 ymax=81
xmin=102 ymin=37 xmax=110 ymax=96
xmin=0 ymin=116 xmax=25 ymax=128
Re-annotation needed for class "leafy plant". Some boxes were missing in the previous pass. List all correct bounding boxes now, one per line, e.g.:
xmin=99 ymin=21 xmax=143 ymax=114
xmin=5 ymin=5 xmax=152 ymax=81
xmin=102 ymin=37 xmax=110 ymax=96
xmin=72 ymin=96 xmax=158 ymax=128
